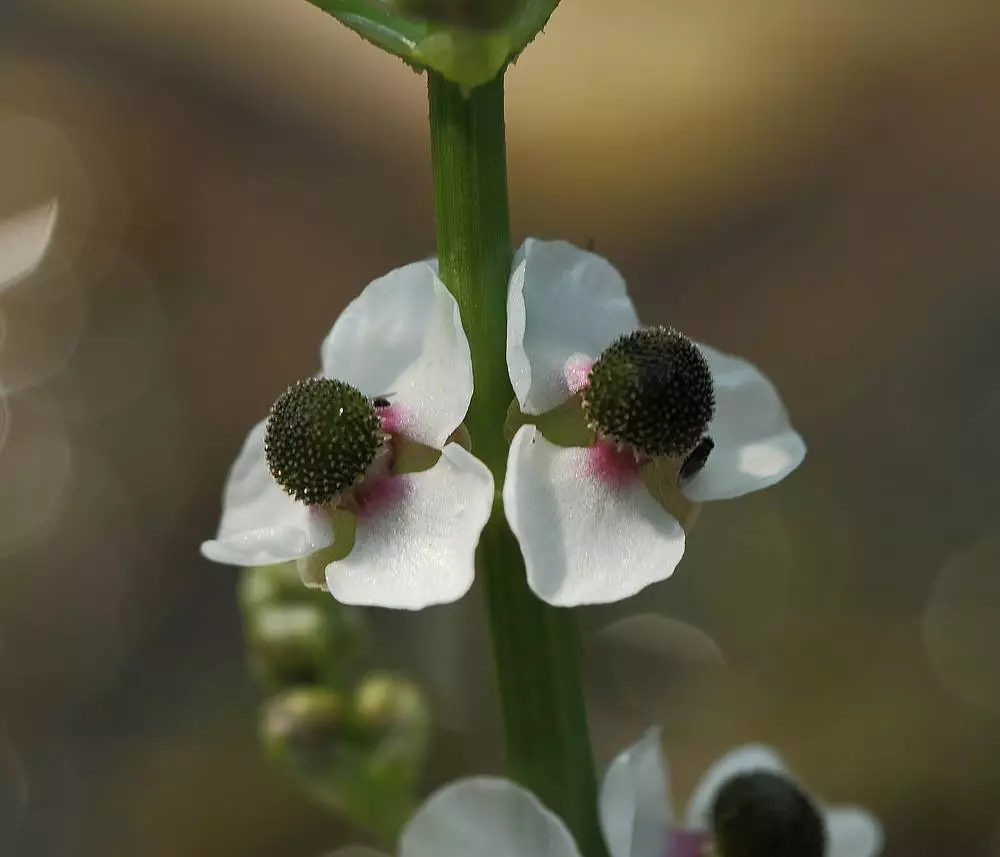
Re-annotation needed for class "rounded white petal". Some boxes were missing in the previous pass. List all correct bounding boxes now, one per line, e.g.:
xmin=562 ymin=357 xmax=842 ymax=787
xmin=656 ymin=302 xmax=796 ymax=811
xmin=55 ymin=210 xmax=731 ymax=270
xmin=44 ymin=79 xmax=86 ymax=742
xmin=825 ymin=806 xmax=884 ymax=857
xmin=400 ymin=777 xmax=582 ymax=857
xmin=200 ymin=421 xmax=333 ymax=566
xmin=0 ymin=200 xmax=58 ymax=293
xmin=503 ymin=426 xmax=684 ymax=607
xmin=506 ymin=239 xmax=639 ymax=415
xmin=327 ymin=444 xmax=493 ymax=610
xmin=683 ymin=344 xmax=806 ymax=502
xmin=684 ymin=745 xmax=789 ymax=830
xmin=320 ymin=261 xmax=473 ymax=448
xmin=600 ymin=728 xmax=674 ymax=857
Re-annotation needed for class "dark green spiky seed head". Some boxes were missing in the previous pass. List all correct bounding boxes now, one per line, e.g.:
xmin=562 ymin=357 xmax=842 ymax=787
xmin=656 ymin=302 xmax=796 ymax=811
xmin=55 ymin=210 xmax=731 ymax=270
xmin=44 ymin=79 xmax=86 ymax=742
xmin=710 ymin=771 xmax=826 ymax=857
xmin=582 ymin=327 xmax=715 ymax=458
xmin=265 ymin=378 xmax=382 ymax=506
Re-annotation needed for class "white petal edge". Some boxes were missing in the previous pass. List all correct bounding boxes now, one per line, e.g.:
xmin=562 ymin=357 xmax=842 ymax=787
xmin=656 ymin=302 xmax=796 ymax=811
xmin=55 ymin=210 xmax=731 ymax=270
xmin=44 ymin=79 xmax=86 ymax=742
xmin=683 ymin=745 xmax=789 ymax=830
xmin=503 ymin=425 xmax=684 ymax=607
xmin=400 ymin=777 xmax=582 ymax=857
xmin=683 ymin=344 xmax=806 ymax=502
xmin=320 ymin=261 xmax=473 ymax=449
xmin=600 ymin=728 xmax=675 ymax=857
xmin=506 ymin=239 xmax=639 ymax=416
xmin=326 ymin=444 xmax=493 ymax=610
xmin=825 ymin=806 xmax=885 ymax=857
xmin=200 ymin=420 xmax=334 ymax=566
xmin=0 ymin=199 xmax=58 ymax=293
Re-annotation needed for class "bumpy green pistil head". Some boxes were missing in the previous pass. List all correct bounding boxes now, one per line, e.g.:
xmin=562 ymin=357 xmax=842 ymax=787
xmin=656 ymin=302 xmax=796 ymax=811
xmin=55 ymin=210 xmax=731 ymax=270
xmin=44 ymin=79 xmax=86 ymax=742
xmin=265 ymin=378 xmax=383 ymax=506
xmin=710 ymin=771 xmax=826 ymax=857
xmin=582 ymin=327 xmax=715 ymax=458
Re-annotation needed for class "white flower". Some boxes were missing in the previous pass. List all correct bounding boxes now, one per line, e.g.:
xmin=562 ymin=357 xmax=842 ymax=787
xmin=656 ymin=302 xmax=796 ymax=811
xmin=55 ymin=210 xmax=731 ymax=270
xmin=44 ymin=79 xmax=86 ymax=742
xmin=334 ymin=730 xmax=881 ymax=857
xmin=200 ymin=261 xmax=494 ymax=610
xmin=503 ymin=239 xmax=806 ymax=606
xmin=600 ymin=730 xmax=881 ymax=857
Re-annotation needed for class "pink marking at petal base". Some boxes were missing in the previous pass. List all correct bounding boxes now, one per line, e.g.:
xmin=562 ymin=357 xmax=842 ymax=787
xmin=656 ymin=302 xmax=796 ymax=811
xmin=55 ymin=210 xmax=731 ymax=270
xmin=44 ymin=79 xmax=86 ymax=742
xmin=665 ymin=830 xmax=711 ymax=857
xmin=585 ymin=441 xmax=639 ymax=488
xmin=565 ymin=357 xmax=594 ymax=395
xmin=378 ymin=404 xmax=406 ymax=436
xmin=354 ymin=473 xmax=410 ymax=521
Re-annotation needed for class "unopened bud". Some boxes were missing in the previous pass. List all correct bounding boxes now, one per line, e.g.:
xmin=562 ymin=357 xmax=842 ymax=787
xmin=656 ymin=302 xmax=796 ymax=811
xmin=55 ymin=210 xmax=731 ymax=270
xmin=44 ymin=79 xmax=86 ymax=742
xmin=239 ymin=564 xmax=366 ymax=690
xmin=262 ymin=680 xmax=429 ymax=839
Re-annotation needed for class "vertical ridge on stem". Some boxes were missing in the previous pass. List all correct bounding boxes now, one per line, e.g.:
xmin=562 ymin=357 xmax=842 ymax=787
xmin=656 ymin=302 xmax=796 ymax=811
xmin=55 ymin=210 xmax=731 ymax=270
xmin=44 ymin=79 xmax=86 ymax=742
xmin=427 ymin=71 xmax=608 ymax=857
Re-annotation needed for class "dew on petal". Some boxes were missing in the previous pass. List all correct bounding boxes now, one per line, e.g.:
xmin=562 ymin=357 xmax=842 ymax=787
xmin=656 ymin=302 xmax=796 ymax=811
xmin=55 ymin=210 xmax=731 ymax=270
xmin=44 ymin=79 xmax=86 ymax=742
xmin=586 ymin=441 xmax=640 ymax=487
xmin=735 ymin=442 xmax=794 ymax=479
xmin=377 ymin=403 xmax=406 ymax=436
xmin=355 ymin=473 xmax=411 ymax=521
xmin=923 ymin=530 xmax=1000 ymax=712
xmin=564 ymin=354 xmax=594 ymax=395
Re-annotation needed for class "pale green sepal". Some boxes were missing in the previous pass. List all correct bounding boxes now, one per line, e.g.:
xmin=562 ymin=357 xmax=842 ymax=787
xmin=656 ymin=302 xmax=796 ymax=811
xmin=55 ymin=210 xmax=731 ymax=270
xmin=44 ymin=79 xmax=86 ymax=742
xmin=307 ymin=0 xmax=429 ymax=67
xmin=306 ymin=0 xmax=560 ymax=91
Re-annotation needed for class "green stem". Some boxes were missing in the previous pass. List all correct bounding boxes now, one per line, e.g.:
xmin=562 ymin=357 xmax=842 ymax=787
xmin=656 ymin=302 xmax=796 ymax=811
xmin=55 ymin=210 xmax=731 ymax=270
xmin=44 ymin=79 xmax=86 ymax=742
xmin=427 ymin=71 xmax=607 ymax=857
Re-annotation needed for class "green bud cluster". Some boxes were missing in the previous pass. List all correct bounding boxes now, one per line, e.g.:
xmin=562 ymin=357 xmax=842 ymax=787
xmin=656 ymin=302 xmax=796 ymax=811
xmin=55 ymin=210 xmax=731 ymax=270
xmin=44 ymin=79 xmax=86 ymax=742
xmin=265 ymin=378 xmax=384 ymax=507
xmin=240 ymin=565 xmax=429 ymax=839
xmin=239 ymin=563 xmax=366 ymax=691
xmin=261 ymin=676 xmax=430 ymax=840
xmin=710 ymin=771 xmax=825 ymax=857
xmin=582 ymin=327 xmax=715 ymax=459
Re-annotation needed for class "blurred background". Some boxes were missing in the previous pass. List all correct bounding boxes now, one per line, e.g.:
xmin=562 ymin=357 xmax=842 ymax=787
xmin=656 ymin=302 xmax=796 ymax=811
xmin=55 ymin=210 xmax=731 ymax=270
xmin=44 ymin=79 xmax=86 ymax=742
xmin=2 ymin=0 xmax=1000 ymax=854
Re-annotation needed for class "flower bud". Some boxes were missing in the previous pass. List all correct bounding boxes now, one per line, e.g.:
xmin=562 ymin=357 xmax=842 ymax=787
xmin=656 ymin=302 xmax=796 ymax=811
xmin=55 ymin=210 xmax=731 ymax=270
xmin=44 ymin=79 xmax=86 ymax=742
xmin=262 ymin=679 xmax=429 ymax=839
xmin=239 ymin=564 xmax=366 ymax=690
xmin=303 ymin=0 xmax=561 ymax=92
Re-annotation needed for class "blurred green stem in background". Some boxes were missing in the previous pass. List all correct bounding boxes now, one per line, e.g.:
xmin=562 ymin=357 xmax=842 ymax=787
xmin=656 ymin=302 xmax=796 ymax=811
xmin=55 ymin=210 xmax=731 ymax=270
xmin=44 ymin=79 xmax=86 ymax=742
xmin=427 ymin=70 xmax=607 ymax=857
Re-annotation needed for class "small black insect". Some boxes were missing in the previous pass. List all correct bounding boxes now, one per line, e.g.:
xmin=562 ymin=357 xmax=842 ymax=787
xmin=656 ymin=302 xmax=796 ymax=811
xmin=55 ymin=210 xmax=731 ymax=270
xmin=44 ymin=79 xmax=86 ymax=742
xmin=679 ymin=435 xmax=714 ymax=486
xmin=372 ymin=396 xmax=392 ymax=409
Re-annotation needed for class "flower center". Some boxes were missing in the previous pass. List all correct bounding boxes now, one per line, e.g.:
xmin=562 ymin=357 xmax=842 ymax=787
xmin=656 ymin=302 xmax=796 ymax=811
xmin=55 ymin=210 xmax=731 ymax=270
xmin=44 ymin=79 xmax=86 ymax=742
xmin=582 ymin=327 xmax=715 ymax=459
xmin=709 ymin=770 xmax=825 ymax=857
xmin=264 ymin=378 xmax=386 ymax=506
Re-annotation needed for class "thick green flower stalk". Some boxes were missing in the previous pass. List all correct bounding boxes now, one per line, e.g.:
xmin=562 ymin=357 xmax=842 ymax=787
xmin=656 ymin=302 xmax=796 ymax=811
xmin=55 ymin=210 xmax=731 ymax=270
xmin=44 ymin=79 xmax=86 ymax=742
xmin=426 ymin=71 xmax=606 ymax=857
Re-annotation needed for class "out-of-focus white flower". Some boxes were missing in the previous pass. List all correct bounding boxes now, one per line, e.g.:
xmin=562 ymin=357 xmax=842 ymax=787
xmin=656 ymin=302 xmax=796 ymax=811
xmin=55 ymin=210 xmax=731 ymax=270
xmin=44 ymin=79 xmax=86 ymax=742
xmin=0 ymin=200 xmax=58 ymax=297
xmin=201 ymin=261 xmax=493 ymax=610
xmin=0 ymin=199 xmax=59 ymax=451
xmin=600 ymin=730 xmax=882 ymax=857
xmin=332 ymin=729 xmax=881 ymax=857
xmin=503 ymin=239 xmax=806 ymax=606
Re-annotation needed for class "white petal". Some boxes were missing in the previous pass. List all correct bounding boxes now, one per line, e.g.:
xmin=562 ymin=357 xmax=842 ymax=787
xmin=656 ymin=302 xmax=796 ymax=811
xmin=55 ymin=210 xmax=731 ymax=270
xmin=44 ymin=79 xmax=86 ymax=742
xmin=506 ymin=239 xmax=639 ymax=415
xmin=503 ymin=426 xmax=684 ymax=607
xmin=320 ymin=261 xmax=472 ymax=449
xmin=327 ymin=444 xmax=493 ymax=610
xmin=684 ymin=745 xmax=789 ymax=830
xmin=825 ymin=806 xmax=884 ymax=857
xmin=0 ymin=200 xmax=58 ymax=293
xmin=200 ymin=421 xmax=333 ymax=566
xmin=400 ymin=777 xmax=582 ymax=857
xmin=600 ymin=728 xmax=674 ymax=857
xmin=683 ymin=344 xmax=806 ymax=502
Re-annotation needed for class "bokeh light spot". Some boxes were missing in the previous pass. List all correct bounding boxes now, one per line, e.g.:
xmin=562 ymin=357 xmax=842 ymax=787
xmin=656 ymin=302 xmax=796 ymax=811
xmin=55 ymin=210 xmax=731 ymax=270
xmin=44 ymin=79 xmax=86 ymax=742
xmin=923 ymin=530 xmax=1000 ymax=712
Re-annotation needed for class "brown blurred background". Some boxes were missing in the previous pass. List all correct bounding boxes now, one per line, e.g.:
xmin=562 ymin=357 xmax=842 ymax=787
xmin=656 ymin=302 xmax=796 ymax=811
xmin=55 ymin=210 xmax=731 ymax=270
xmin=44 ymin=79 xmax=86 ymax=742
xmin=2 ymin=1 xmax=1000 ymax=855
